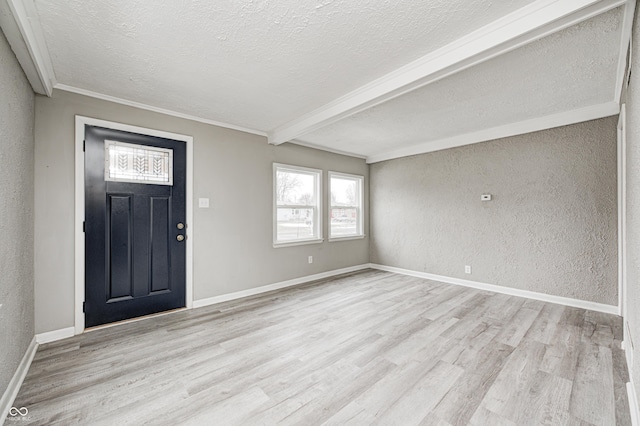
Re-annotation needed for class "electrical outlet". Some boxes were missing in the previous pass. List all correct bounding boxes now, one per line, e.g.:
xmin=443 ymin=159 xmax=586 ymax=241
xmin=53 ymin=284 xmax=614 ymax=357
xmin=465 ymin=265 xmax=471 ymax=274
xmin=308 ymin=256 xmax=313 ymax=264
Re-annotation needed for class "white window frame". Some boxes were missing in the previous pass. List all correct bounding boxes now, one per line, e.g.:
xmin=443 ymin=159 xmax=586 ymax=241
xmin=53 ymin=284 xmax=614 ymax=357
xmin=273 ymin=163 xmax=323 ymax=247
xmin=329 ymin=171 xmax=364 ymax=241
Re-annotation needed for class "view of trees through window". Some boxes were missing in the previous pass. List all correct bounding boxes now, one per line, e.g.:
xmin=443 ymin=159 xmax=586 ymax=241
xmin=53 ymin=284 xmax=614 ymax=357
xmin=330 ymin=173 xmax=362 ymax=238
xmin=274 ymin=165 xmax=363 ymax=245
xmin=275 ymin=166 xmax=319 ymax=243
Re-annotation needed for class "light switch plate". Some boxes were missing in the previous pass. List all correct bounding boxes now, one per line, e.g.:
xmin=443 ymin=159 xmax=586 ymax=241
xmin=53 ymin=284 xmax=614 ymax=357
xmin=198 ymin=198 xmax=210 ymax=208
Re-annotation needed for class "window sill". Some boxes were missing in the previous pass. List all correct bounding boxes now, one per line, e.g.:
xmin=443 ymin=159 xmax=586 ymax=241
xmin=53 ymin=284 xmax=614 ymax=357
xmin=273 ymin=238 xmax=324 ymax=248
xmin=328 ymin=235 xmax=366 ymax=242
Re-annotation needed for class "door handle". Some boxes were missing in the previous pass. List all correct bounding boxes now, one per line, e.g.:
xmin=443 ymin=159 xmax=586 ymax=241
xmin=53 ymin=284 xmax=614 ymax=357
xmin=176 ymin=235 xmax=185 ymax=242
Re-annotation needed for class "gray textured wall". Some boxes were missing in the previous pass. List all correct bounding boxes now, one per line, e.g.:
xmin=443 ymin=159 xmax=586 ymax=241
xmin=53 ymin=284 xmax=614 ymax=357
xmin=370 ymin=118 xmax=618 ymax=305
xmin=34 ymin=90 xmax=369 ymax=334
xmin=624 ymin=5 xmax=640 ymax=410
xmin=0 ymin=29 xmax=35 ymax=395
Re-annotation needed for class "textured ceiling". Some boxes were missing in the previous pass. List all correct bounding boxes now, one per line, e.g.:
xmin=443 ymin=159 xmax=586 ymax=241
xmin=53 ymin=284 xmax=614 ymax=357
xmin=35 ymin=0 xmax=536 ymax=131
xmin=9 ymin=0 xmax=628 ymax=160
xmin=296 ymin=7 xmax=624 ymax=158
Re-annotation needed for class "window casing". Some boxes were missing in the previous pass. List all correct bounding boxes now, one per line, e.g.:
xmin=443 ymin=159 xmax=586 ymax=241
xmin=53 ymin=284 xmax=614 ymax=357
xmin=329 ymin=172 xmax=364 ymax=240
xmin=273 ymin=164 xmax=323 ymax=247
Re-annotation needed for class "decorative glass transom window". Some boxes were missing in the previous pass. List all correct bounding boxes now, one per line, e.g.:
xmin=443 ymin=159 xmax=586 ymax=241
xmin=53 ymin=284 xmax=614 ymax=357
xmin=104 ymin=140 xmax=173 ymax=185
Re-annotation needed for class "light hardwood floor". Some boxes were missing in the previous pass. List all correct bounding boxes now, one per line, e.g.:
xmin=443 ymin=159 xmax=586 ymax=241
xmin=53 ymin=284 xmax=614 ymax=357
xmin=9 ymin=270 xmax=631 ymax=425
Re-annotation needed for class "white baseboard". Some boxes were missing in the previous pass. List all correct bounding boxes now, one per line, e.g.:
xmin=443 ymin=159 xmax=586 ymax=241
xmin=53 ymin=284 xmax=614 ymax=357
xmin=625 ymin=339 xmax=634 ymax=373
xmin=624 ymin=337 xmax=639 ymax=426
xmin=34 ymin=266 xmax=371 ymax=343
xmin=629 ymin=378 xmax=640 ymax=426
xmin=35 ymin=327 xmax=75 ymax=344
xmin=0 ymin=337 xmax=37 ymax=425
xmin=369 ymin=264 xmax=618 ymax=315
xmin=193 ymin=264 xmax=371 ymax=309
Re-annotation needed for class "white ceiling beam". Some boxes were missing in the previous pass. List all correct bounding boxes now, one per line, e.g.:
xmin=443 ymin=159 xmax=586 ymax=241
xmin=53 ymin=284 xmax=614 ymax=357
xmin=5 ymin=0 xmax=56 ymax=96
xmin=288 ymin=139 xmax=367 ymax=160
xmin=365 ymin=102 xmax=620 ymax=164
xmin=0 ymin=0 xmax=44 ymax=94
xmin=268 ymin=0 xmax=628 ymax=146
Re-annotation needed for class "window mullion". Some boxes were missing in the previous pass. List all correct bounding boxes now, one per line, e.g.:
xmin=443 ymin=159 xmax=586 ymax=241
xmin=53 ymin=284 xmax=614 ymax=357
xmin=278 ymin=204 xmax=316 ymax=209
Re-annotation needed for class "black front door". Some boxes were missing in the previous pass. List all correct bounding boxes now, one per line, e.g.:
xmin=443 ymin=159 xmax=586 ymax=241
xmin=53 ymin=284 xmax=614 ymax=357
xmin=85 ymin=125 xmax=186 ymax=327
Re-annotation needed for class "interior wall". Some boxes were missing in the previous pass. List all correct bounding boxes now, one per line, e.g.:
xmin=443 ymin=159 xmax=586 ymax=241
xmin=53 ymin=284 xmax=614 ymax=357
xmin=370 ymin=117 xmax=618 ymax=306
xmin=33 ymin=90 xmax=368 ymax=334
xmin=0 ymin=29 xmax=35 ymax=393
xmin=624 ymin=3 xmax=640 ymax=410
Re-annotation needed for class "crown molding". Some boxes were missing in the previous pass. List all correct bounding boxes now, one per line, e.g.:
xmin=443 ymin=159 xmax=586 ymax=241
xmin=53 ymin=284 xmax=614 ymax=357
xmin=366 ymin=102 xmax=620 ymax=164
xmin=289 ymin=139 xmax=367 ymax=160
xmin=614 ymin=0 xmax=636 ymax=104
xmin=2 ymin=0 xmax=265 ymax=138
xmin=55 ymin=84 xmax=268 ymax=137
xmin=5 ymin=0 xmax=56 ymax=96
xmin=269 ymin=0 xmax=627 ymax=146
xmin=3 ymin=0 xmax=629 ymax=157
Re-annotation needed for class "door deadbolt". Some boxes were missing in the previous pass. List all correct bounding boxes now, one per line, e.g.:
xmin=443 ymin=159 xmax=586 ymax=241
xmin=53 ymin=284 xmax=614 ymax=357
xmin=176 ymin=235 xmax=185 ymax=242
xmin=177 ymin=223 xmax=185 ymax=230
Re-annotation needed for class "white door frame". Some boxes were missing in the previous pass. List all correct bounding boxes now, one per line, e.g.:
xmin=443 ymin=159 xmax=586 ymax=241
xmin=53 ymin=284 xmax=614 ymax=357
xmin=618 ymin=104 xmax=627 ymax=318
xmin=74 ymin=115 xmax=194 ymax=335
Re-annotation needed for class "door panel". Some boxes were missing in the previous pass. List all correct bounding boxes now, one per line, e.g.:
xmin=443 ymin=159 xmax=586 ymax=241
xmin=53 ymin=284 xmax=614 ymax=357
xmin=107 ymin=194 xmax=133 ymax=301
xmin=85 ymin=125 xmax=186 ymax=327
xmin=150 ymin=197 xmax=171 ymax=293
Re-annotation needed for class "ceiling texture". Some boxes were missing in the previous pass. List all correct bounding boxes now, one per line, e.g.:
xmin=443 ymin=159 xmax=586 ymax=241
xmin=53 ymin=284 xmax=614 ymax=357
xmin=0 ymin=0 xmax=635 ymax=162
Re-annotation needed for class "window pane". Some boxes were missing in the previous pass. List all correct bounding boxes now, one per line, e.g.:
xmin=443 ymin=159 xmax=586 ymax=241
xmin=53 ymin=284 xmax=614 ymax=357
xmin=329 ymin=173 xmax=363 ymax=239
xmin=330 ymin=177 xmax=358 ymax=207
xmin=276 ymin=170 xmax=316 ymax=206
xmin=274 ymin=163 xmax=322 ymax=245
xmin=105 ymin=140 xmax=173 ymax=185
xmin=277 ymin=208 xmax=315 ymax=241
xmin=330 ymin=207 xmax=358 ymax=236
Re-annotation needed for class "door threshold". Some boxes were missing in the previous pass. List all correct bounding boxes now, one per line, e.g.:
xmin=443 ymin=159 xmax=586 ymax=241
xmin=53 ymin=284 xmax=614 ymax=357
xmin=84 ymin=307 xmax=187 ymax=333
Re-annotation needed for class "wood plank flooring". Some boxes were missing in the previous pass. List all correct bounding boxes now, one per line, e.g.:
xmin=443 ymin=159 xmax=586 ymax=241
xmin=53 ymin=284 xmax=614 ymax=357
xmin=8 ymin=270 xmax=631 ymax=425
